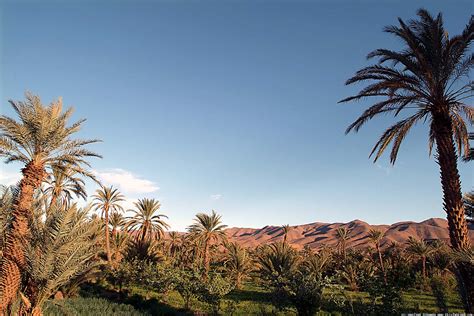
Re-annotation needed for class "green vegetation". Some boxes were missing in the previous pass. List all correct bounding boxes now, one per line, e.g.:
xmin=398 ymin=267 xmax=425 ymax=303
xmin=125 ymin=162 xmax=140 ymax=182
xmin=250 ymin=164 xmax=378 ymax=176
xmin=0 ymin=7 xmax=473 ymax=316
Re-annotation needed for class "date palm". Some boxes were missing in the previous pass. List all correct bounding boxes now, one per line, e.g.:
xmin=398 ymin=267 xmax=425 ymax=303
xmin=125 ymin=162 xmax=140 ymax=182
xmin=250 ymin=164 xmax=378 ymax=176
xmin=223 ymin=242 xmax=253 ymax=289
xmin=339 ymin=11 xmax=473 ymax=309
xmin=126 ymin=198 xmax=169 ymax=243
xmin=257 ymin=242 xmax=299 ymax=281
xmin=24 ymin=203 xmax=101 ymax=315
xmin=187 ymin=210 xmax=227 ymax=276
xmin=0 ymin=93 xmax=100 ymax=312
xmin=111 ymin=232 xmax=128 ymax=266
xmin=335 ymin=227 xmax=350 ymax=260
xmin=167 ymin=231 xmax=183 ymax=259
xmin=368 ymin=229 xmax=387 ymax=283
xmin=406 ymin=237 xmax=435 ymax=280
xmin=281 ymin=224 xmax=292 ymax=243
xmin=109 ymin=212 xmax=126 ymax=238
xmin=44 ymin=164 xmax=87 ymax=210
xmin=92 ymin=186 xmax=124 ymax=265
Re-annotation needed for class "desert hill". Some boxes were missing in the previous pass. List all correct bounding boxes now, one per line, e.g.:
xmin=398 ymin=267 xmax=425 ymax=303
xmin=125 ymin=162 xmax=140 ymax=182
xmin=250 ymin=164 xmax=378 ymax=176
xmin=225 ymin=218 xmax=474 ymax=250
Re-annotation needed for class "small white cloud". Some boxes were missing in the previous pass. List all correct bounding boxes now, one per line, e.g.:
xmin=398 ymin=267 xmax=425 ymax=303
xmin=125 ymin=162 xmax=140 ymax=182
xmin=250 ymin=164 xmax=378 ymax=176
xmin=0 ymin=170 xmax=22 ymax=186
xmin=92 ymin=168 xmax=159 ymax=194
xmin=210 ymin=194 xmax=222 ymax=200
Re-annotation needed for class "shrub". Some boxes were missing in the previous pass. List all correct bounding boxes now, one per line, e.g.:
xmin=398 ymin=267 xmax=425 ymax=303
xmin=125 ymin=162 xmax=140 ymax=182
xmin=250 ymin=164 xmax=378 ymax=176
xmin=286 ymin=272 xmax=331 ymax=316
xmin=173 ymin=269 xmax=203 ymax=310
xmin=430 ymin=275 xmax=448 ymax=313
xmin=199 ymin=274 xmax=235 ymax=314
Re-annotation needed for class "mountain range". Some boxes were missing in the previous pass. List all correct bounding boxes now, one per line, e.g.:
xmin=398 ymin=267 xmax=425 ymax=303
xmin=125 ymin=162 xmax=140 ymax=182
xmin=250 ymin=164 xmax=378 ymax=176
xmin=225 ymin=218 xmax=474 ymax=250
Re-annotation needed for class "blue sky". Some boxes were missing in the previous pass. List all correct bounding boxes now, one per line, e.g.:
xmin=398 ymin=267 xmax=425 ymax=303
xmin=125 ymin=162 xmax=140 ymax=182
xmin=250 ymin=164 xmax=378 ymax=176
xmin=0 ymin=0 xmax=472 ymax=231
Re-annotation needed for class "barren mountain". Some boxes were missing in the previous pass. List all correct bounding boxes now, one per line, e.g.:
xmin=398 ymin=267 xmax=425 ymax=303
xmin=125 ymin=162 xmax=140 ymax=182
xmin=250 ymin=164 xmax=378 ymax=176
xmin=225 ymin=218 xmax=474 ymax=250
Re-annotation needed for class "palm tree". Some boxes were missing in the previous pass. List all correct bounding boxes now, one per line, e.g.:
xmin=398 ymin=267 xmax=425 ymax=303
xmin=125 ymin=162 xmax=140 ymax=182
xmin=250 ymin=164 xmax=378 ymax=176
xmin=301 ymin=248 xmax=331 ymax=274
xmin=92 ymin=186 xmax=124 ymax=265
xmin=339 ymin=11 xmax=473 ymax=309
xmin=257 ymin=242 xmax=299 ymax=281
xmin=126 ymin=198 xmax=169 ymax=243
xmin=44 ymin=164 xmax=87 ymax=210
xmin=109 ymin=212 xmax=126 ymax=238
xmin=167 ymin=231 xmax=183 ymax=259
xmin=368 ymin=229 xmax=387 ymax=283
xmin=335 ymin=227 xmax=351 ymax=260
xmin=223 ymin=242 xmax=253 ymax=289
xmin=24 ymin=203 xmax=101 ymax=315
xmin=111 ymin=232 xmax=128 ymax=266
xmin=406 ymin=237 xmax=435 ymax=280
xmin=187 ymin=210 xmax=227 ymax=275
xmin=281 ymin=224 xmax=292 ymax=243
xmin=0 ymin=93 xmax=100 ymax=312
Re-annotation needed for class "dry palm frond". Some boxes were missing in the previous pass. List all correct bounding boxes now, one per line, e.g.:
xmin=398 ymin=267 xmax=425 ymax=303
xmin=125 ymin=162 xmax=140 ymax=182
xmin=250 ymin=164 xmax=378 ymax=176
xmin=24 ymin=203 xmax=101 ymax=313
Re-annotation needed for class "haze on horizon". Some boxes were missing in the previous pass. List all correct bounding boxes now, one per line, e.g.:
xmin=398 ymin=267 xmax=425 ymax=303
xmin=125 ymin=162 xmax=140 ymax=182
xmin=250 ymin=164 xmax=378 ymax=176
xmin=0 ymin=0 xmax=472 ymax=231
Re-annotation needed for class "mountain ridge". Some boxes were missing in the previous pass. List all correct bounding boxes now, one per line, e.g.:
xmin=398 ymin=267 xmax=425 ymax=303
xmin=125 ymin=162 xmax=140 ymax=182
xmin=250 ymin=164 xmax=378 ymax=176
xmin=224 ymin=217 xmax=474 ymax=250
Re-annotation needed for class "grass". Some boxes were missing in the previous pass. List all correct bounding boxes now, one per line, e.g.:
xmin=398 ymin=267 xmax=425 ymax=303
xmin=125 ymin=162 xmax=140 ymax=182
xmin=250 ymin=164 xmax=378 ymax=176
xmin=44 ymin=297 xmax=147 ymax=316
xmin=47 ymin=281 xmax=465 ymax=315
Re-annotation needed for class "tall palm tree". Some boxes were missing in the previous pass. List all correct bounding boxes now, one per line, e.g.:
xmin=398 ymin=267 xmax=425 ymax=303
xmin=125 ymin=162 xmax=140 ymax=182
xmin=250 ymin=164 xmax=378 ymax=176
xmin=92 ymin=186 xmax=124 ymax=265
xmin=187 ymin=210 xmax=227 ymax=275
xmin=335 ymin=227 xmax=350 ymax=260
xmin=44 ymin=164 xmax=87 ymax=210
xmin=126 ymin=198 xmax=169 ymax=243
xmin=0 ymin=93 xmax=100 ymax=312
xmin=367 ymin=229 xmax=387 ymax=283
xmin=223 ymin=242 xmax=253 ymax=289
xmin=339 ymin=11 xmax=473 ymax=309
xmin=406 ymin=237 xmax=435 ymax=280
xmin=281 ymin=224 xmax=292 ymax=243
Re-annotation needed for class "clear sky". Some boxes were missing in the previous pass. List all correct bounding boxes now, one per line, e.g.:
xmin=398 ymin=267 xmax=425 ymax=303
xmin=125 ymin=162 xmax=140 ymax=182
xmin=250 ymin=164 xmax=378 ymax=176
xmin=0 ymin=0 xmax=472 ymax=231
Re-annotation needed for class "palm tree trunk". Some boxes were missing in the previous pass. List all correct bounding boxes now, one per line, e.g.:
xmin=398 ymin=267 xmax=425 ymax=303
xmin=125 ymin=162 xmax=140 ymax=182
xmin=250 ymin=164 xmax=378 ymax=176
xmin=0 ymin=162 xmax=45 ymax=313
xmin=376 ymin=244 xmax=387 ymax=284
xmin=105 ymin=207 xmax=111 ymax=264
xmin=236 ymin=274 xmax=242 ymax=289
xmin=433 ymin=112 xmax=473 ymax=312
xmin=422 ymin=255 xmax=426 ymax=279
xmin=203 ymin=241 xmax=210 ymax=277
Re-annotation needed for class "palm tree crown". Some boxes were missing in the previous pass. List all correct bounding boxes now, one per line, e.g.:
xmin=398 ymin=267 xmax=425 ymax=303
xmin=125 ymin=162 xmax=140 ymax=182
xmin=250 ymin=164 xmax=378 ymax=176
xmin=187 ymin=210 xmax=227 ymax=274
xmin=44 ymin=164 xmax=87 ymax=208
xmin=0 ymin=93 xmax=101 ymax=179
xmin=340 ymin=10 xmax=473 ymax=163
xmin=127 ymin=198 xmax=169 ymax=242
xmin=92 ymin=186 xmax=125 ymax=219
